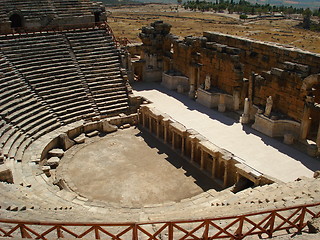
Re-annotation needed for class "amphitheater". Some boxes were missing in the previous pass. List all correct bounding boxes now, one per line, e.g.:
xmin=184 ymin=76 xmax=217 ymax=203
xmin=0 ymin=0 xmax=319 ymax=239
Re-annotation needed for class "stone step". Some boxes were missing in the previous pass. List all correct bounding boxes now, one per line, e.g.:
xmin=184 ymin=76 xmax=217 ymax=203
xmin=2 ymin=130 xmax=24 ymax=157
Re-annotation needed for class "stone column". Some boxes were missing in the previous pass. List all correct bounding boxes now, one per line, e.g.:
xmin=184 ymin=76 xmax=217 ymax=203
xmin=137 ymin=109 xmax=141 ymax=125
xmin=164 ymin=125 xmax=168 ymax=144
xmin=300 ymin=105 xmax=312 ymax=140
xmin=218 ymin=94 xmax=226 ymax=112
xmin=211 ymin=156 xmax=216 ymax=178
xmin=223 ymin=164 xmax=228 ymax=188
xmin=233 ymin=88 xmax=240 ymax=111
xmin=190 ymin=141 xmax=195 ymax=162
xmin=181 ymin=136 xmax=185 ymax=156
xmin=142 ymin=111 xmax=146 ymax=127
xmin=200 ymin=149 xmax=205 ymax=170
xmin=241 ymin=98 xmax=250 ymax=124
xmin=148 ymin=116 xmax=152 ymax=132
xmin=156 ymin=120 xmax=160 ymax=138
xmin=172 ymin=132 xmax=175 ymax=149
xmin=188 ymin=84 xmax=195 ymax=99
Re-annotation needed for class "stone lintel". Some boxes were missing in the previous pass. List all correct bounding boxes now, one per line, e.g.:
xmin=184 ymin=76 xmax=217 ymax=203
xmin=169 ymin=121 xmax=187 ymax=135
xmin=199 ymin=140 xmax=220 ymax=155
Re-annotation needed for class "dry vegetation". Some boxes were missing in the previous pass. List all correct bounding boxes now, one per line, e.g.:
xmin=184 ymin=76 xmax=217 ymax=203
xmin=107 ymin=4 xmax=320 ymax=54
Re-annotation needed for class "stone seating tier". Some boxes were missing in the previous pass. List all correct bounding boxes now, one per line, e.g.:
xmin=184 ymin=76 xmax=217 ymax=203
xmin=0 ymin=29 xmax=130 ymax=167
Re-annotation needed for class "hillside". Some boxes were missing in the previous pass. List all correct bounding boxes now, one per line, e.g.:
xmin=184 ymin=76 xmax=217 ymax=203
xmin=97 ymin=0 xmax=319 ymax=9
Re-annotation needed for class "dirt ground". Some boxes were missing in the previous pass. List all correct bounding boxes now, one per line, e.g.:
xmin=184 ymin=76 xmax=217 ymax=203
xmin=107 ymin=4 xmax=320 ymax=54
xmin=58 ymin=127 xmax=219 ymax=207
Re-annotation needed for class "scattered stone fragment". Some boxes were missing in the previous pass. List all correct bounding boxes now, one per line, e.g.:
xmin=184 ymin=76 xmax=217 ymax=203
xmin=74 ymin=133 xmax=86 ymax=144
xmin=120 ymin=124 xmax=130 ymax=129
xmin=59 ymin=133 xmax=75 ymax=150
xmin=86 ymin=130 xmax=99 ymax=137
xmin=48 ymin=148 xmax=64 ymax=158
xmin=0 ymin=166 xmax=13 ymax=183
xmin=102 ymin=121 xmax=118 ymax=133
xmin=45 ymin=157 xmax=60 ymax=169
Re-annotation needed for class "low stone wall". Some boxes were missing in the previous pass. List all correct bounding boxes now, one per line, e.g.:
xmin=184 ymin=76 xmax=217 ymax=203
xmin=196 ymin=88 xmax=236 ymax=111
xmin=252 ymin=113 xmax=301 ymax=139
xmin=139 ymin=105 xmax=277 ymax=190
xmin=162 ymin=72 xmax=189 ymax=92
xmin=39 ymin=115 xmax=138 ymax=163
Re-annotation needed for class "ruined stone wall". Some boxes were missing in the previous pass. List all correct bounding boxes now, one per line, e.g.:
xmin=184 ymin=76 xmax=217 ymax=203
xmin=203 ymin=32 xmax=320 ymax=78
xmin=253 ymin=70 xmax=306 ymax=121
xmin=137 ymin=22 xmax=320 ymax=125
xmin=168 ymin=35 xmax=243 ymax=97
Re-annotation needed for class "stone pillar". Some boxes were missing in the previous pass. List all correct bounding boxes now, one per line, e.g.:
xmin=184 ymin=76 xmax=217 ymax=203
xmin=200 ymin=149 xmax=205 ymax=170
xmin=142 ymin=111 xmax=146 ymax=127
xmin=172 ymin=132 xmax=175 ymax=149
xmin=218 ymin=94 xmax=226 ymax=112
xmin=164 ymin=125 xmax=168 ymax=144
xmin=233 ymin=88 xmax=240 ymax=111
xmin=300 ymin=105 xmax=312 ymax=140
xmin=241 ymin=98 xmax=250 ymax=124
xmin=148 ymin=116 xmax=152 ymax=132
xmin=188 ymin=84 xmax=195 ymax=99
xmin=211 ymin=156 xmax=216 ymax=178
xmin=156 ymin=120 xmax=160 ymax=137
xmin=223 ymin=165 xmax=228 ymax=187
xmin=190 ymin=141 xmax=195 ymax=162
xmin=181 ymin=136 xmax=185 ymax=156
xmin=137 ymin=109 xmax=141 ymax=124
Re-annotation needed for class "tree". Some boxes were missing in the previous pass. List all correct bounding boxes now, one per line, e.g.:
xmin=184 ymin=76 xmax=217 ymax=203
xmin=302 ymin=8 xmax=312 ymax=29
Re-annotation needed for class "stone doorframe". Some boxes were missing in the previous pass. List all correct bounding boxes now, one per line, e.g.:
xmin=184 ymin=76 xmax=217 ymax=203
xmin=300 ymin=74 xmax=320 ymax=148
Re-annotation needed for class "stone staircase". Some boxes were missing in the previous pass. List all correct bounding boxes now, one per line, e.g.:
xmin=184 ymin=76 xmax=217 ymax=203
xmin=51 ymin=0 xmax=97 ymax=18
xmin=0 ymin=55 xmax=60 ymax=162
xmin=0 ymin=28 xmax=130 ymax=165
xmin=0 ymin=33 xmax=98 ymax=125
xmin=65 ymin=29 xmax=130 ymax=116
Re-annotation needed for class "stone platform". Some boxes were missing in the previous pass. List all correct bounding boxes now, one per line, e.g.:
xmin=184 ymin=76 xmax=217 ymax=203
xmin=132 ymin=82 xmax=320 ymax=183
xmin=57 ymin=127 xmax=219 ymax=207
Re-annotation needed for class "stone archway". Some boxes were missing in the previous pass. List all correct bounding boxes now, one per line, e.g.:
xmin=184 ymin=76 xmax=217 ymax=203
xmin=9 ymin=13 xmax=23 ymax=28
xmin=94 ymin=11 xmax=101 ymax=23
xmin=300 ymin=74 xmax=320 ymax=148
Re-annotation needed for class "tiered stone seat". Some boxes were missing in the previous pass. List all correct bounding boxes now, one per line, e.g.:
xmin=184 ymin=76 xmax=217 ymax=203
xmin=0 ymin=56 xmax=61 ymax=160
xmin=0 ymin=33 xmax=97 ymax=124
xmin=0 ymin=0 xmax=56 ymax=23
xmin=66 ymin=29 xmax=130 ymax=116
xmin=52 ymin=0 xmax=96 ymax=17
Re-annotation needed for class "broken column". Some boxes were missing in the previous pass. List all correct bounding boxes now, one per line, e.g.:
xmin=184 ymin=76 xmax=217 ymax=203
xmin=241 ymin=98 xmax=250 ymax=124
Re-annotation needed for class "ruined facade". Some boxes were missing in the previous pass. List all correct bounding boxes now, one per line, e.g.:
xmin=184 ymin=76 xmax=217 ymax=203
xmin=134 ymin=21 xmax=320 ymax=155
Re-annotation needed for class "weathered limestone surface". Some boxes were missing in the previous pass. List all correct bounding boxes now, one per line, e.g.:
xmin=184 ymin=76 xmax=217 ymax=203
xmin=136 ymin=22 xmax=320 ymax=151
xmin=102 ymin=121 xmax=118 ymax=133
xmin=59 ymin=133 xmax=75 ymax=151
xmin=0 ymin=165 xmax=13 ymax=183
xmin=48 ymin=149 xmax=64 ymax=158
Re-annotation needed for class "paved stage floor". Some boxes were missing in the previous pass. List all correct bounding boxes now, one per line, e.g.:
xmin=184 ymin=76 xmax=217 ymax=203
xmin=132 ymin=82 xmax=320 ymax=183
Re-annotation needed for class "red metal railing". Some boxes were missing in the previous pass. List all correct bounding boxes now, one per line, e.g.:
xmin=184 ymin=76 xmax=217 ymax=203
xmin=0 ymin=202 xmax=319 ymax=239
